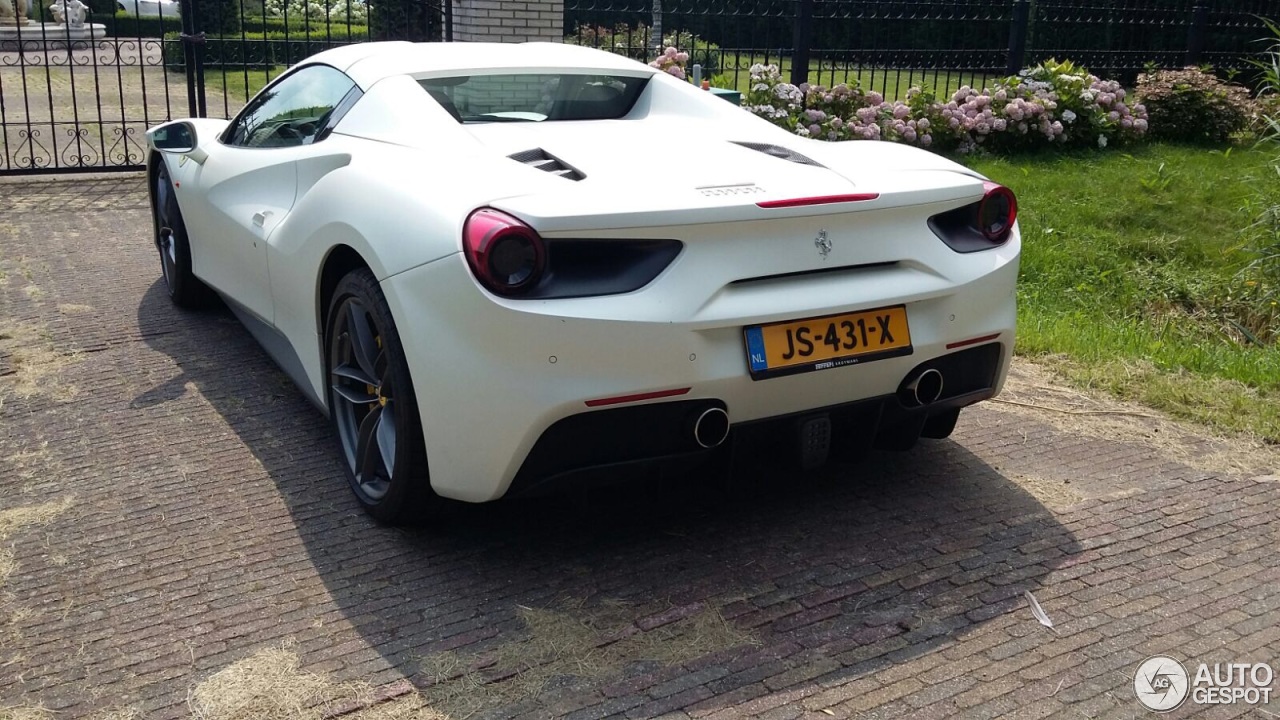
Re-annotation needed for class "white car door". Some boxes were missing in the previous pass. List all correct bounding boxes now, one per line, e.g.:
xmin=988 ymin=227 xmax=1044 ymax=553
xmin=178 ymin=65 xmax=359 ymax=324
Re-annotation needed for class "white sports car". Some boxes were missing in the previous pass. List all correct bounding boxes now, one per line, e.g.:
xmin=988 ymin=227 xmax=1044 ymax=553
xmin=117 ymin=0 xmax=178 ymax=17
xmin=145 ymin=41 xmax=1020 ymax=523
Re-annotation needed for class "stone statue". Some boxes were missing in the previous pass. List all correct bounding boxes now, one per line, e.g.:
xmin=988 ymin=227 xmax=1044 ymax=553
xmin=65 ymin=0 xmax=86 ymax=25
xmin=0 ymin=0 xmax=32 ymax=26
xmin=49 ymin=0 xmax=86 ymax=26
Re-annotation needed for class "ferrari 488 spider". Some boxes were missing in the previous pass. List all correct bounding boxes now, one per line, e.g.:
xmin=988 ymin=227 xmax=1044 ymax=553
xmin=146 ymin=41 xmax=1020 ymax=523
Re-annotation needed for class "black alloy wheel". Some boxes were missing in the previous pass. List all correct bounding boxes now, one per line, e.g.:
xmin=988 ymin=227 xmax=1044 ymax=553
xmin=152 ymin=162 xmax=210 ymax=308
xmin=326 ymin=268 xmax=435 ymax=523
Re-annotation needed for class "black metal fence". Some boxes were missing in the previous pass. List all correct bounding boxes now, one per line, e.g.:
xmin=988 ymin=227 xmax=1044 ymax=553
xmin=2 ymin=0 xmax=1277 ymax=175
xmin=0 ymin=0 xmax=446 ymax=174
xmin=565 ymin=0 xmax=1280 ymax=101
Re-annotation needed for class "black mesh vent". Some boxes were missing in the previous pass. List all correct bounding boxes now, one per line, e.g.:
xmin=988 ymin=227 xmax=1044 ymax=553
xmin=730 ymin=141 xmax=826 ymax=167
xmin=508 ymin=148 xmax=585 ymax=181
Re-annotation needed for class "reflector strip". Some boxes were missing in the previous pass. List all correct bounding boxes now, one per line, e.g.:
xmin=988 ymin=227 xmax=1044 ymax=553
xmin=585 ymin=387 xmax=691 ymax=407
xmin=757 ymin=193 xmax=879 ymax=208
xmin=946 ymin=333 xmax=1001 ymax=350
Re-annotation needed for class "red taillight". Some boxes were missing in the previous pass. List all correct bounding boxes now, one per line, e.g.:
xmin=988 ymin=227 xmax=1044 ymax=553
xmin=977 ymin=182 xmax=1017 ymax=242
xmin=463 ymin=208 xmax=546 ymax=296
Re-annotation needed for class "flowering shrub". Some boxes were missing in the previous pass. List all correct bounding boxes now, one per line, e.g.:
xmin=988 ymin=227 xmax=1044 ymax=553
xmin=744 ymin=58 xmax=1149 ymax=153
xmin=262 ymin=0 xmax=366 ymax=25
xmin=567 ymin=25 xmax=720 ymax=75
xmin=1134 ymin=67 xmax=1252 ymax=144
xmin=744 ymin=64 xmax=865 ymax=140
xmin=649 ymin=46 xmax=690 ymax=80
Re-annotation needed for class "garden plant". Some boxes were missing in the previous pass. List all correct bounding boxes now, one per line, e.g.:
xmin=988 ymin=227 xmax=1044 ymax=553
xmin=740 ymin=58 xmax=1149 ymax=153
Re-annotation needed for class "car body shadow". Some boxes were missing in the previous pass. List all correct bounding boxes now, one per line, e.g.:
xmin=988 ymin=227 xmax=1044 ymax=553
xmin=135 ymin=278 xmax=1081 ymax=718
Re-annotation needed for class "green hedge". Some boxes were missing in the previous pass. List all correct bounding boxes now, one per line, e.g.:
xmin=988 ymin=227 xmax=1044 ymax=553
xmin=89 ymin=11 xmax=368 ymax=39
xmin=195 ymin=0 xmax=240 ymax=34
xmin=90 ymin=11 xmax=182 ymax=38
xmin=240 ymin=14 xmax=369 ymax=35
xmin=162 ymin=29 xmax=364 ymax=69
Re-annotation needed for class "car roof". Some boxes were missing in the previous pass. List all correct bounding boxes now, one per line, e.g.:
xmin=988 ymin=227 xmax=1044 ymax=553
xmin=302 ymin=41 xmax=657 ymax=90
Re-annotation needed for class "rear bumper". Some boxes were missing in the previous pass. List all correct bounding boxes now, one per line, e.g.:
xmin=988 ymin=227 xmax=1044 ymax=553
xmin=506 ymin=342 xmax=1002 ymax=497
xmin=382 ymin=233 xmax=1017 ymax=503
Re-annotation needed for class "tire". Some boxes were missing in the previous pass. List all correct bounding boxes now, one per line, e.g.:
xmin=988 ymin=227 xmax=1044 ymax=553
xmin=152 ymin=161 xmax=212 ymax=308
xmin=325 ymin=267 xmax=437 ymax=524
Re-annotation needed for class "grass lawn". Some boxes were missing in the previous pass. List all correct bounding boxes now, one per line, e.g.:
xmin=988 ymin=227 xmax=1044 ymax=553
xmin=204 ymin=66 xmax=284 ymax=108
xmin=964 ymin=143 xmax=1280 ymax=441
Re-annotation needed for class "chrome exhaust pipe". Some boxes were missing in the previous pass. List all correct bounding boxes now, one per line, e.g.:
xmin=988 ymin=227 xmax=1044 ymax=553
xmin=905 ymin=368 xmax=944 ymax=406
xmin=693 ymin=407 xmax=730 ymax=448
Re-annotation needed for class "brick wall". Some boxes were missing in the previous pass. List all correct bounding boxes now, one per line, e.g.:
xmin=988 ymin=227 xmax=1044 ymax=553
xmin=452 ymin=0 xmax=564 ymax=43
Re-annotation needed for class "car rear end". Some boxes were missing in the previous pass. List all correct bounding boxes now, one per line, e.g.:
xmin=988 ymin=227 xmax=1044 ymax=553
xmin=384 ymin=162 xmax=1019 ymax=503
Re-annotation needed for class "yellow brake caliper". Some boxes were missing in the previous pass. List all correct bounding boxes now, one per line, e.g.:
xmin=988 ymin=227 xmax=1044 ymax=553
xmin=368 ymin=335 xmax=385 ymax=407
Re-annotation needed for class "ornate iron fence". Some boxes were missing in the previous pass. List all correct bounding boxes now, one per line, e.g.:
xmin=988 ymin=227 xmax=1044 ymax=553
xmin=4 ymin=0 xmax=1276 ymax=174
xmin=0 ymin=0 xmax=447 ymax=174
xmin=1027 ymin=0 xmax=1276 ymax=80
xmin=565 ymin=0 xmax=1280 ymax=101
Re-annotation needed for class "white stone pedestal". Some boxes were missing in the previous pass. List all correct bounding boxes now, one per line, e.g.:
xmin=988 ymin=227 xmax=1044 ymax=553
xmin=0 ymin=21 xmax=106 ymax=50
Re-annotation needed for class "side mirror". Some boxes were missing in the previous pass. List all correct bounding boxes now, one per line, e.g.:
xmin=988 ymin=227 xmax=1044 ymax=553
xmin=152 ymin=121 xmax=196 ymax=152
xmin=150 ymin=120 xmax=208 ymax=164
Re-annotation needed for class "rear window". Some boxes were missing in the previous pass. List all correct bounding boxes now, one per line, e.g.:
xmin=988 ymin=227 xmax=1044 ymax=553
xmin=417 ymin=73 xmax=649 ymax=123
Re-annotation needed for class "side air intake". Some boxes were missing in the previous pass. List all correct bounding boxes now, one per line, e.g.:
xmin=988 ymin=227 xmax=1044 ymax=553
xmin=508 ymin=148 xmax=585 ymax=181
xmin=730 ymin=141 xmax=826 ymax=167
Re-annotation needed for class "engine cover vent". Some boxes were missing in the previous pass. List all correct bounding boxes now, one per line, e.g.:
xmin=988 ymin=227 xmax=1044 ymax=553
xmin=508 ymin=148 xmax=585 ymax=181
xmin=730 ymin=141 xmax=825 ymax=167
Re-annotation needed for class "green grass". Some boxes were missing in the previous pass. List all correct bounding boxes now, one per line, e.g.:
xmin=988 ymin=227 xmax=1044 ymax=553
xmin=964 ymin=143 xmax=1280 ymax=441
xmin=206 ymin=67 xmax=284 ymax=103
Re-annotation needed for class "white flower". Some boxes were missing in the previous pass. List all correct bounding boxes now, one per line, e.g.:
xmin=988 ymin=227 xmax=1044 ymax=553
xmin=1097 ymin=134 xmax=1108 ymax=148
xmin=1061 ymin=109 xmax=1077 ymax=123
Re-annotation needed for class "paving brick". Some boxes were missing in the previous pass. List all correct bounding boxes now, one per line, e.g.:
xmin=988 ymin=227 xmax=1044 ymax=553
xmin=650 ymin=667 xmax=732 ymax=700
xmin=1 ymin=180 xmax=1276 ymax=720
xmin=831 ymin=678 xmax=924 ymax=714
xmin=801 ymin=674 xmax=883 ymax=711
xmin=902 ymin=674 xmax=976 ymax=708
xmin=951 ymin=675 xmax=1023 ymax=709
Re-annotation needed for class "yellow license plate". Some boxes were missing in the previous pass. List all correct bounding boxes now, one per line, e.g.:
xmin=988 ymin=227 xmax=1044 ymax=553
xmin=744 ymin=305 xmax=912 ymax=379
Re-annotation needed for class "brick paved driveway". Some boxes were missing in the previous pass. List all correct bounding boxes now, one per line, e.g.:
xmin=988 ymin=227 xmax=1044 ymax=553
xmin=0 ymin=176 xmax=1277 ymax=719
